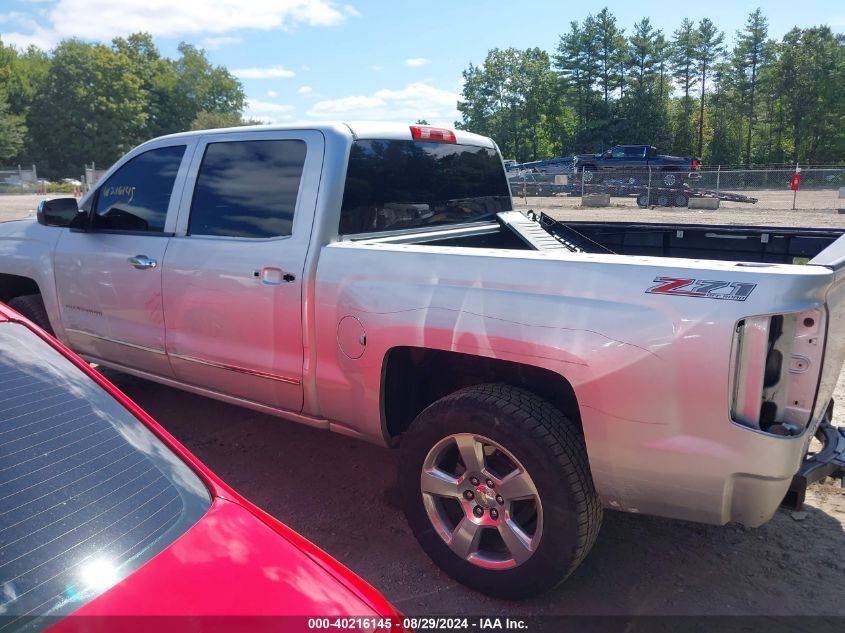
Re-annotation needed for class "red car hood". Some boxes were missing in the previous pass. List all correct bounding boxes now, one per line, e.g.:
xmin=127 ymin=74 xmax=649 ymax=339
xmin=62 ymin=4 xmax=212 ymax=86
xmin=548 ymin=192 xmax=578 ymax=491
xmin=51 ymin=498 xmax=388 ymax=632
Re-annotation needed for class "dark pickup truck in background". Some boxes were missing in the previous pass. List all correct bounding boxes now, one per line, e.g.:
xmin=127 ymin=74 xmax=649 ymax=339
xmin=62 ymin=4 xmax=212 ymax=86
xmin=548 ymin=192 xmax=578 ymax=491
xmin=573 ymin=144 xmax=700 ymax=186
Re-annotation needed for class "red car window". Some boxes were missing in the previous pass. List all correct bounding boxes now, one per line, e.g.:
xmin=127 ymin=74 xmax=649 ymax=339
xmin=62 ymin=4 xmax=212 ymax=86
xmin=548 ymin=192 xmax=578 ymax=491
xmin=0 ymin=323 xmax=210 ymax=630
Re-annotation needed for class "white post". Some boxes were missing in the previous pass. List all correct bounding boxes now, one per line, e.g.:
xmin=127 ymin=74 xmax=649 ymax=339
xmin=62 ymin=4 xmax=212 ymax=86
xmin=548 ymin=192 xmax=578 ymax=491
xmin=716 ymin=165 xmax=721 ymax=196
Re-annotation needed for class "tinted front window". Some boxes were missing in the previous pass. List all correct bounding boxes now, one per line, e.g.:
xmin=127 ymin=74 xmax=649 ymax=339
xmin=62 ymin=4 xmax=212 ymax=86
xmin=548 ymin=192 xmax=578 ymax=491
xmin=92 ymin=145 xmax=185 ymax=233
xmin=0 ymin=323 xmax=210 ymax=629
xmin=340 ymin=140 xmax=512 ymax=235
xmin=189 ymin=140 xmax=307 ymax=238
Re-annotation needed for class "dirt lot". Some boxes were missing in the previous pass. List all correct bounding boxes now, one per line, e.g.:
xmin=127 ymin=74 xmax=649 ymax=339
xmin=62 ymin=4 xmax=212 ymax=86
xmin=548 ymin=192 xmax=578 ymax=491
xmin=0 ymin=193 xmax=64 ymax=222
xmin=514 ymin=193 xmax=845 ymax=227
xmin=2 ymin=191 xmax=844 ymax=226
xmin=1 ymin=192 xmax=844 ymax=618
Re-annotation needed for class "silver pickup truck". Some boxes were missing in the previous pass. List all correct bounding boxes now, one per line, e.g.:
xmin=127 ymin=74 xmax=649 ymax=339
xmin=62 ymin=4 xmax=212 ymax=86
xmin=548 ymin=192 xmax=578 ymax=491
xmin=1 ymin=122 xmax=844 ymax=599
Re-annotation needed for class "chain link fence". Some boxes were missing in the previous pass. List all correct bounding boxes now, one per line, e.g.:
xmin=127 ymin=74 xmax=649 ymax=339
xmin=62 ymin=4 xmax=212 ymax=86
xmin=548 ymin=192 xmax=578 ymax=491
xmin=0 ymin=165 xmax=40 ymax=193
xmin=508 ymin=165 xmax=845 ymax=211
xmin=0 ymin=162 xmax=107 ymax=196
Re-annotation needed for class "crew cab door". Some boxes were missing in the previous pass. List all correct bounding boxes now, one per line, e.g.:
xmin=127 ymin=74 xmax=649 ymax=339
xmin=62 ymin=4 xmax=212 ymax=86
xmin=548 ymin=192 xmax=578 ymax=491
xmin=623 ymin=145 xmax=648 ymax=174
xmin=162 ymin=130 xmax=323 ymax=412
xmin=53 ymin=141 xmax=193 ymax=377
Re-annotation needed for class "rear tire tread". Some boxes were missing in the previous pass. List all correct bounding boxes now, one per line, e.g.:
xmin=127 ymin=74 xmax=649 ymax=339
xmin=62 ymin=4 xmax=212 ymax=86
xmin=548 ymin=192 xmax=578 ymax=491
xmin=8 ymin=293 xmax=53 ymax=334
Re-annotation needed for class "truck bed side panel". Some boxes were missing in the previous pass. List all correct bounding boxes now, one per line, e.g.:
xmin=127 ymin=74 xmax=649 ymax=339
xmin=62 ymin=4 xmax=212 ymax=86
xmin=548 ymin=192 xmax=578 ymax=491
xmin=315 ymin=243 xmax=834 ymax=525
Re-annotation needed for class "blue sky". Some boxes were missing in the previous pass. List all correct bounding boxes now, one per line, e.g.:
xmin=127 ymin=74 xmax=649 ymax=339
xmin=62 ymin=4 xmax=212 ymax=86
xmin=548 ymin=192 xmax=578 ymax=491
xmin=1 ymin=0 xmax=842 ymax=127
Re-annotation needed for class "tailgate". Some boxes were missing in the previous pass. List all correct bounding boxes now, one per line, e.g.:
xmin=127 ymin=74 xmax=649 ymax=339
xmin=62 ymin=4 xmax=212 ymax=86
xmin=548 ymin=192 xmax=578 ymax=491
xmin=809 ymin=234 xmax=845 ymax=422
xmin=810 ymin=232 xmax=845 ymax=271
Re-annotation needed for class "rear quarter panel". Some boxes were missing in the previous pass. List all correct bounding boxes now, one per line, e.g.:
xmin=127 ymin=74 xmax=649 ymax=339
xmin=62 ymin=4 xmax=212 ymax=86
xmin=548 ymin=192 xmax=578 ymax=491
xmin=313 ymin=242 xmax=834 ymax=523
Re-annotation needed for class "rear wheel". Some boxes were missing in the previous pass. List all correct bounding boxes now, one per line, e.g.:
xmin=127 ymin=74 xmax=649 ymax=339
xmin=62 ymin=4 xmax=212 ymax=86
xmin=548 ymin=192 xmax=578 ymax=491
xmin=656 ymin=193 xmax=671 ymax=207
xmin=8 ymin=294 xmax=53 ymax=334
xmin=399 ymin=384 xmax=602 ymax=599
xmin=582 ymin=168 xmax=600 ymax=184
xmin=662 ymin=172 xmax=681 ymax=187
xmin=636 ymin=193 xmax=650 ymax=208
xmin=674 ymin=192 xmax=689 ymax=207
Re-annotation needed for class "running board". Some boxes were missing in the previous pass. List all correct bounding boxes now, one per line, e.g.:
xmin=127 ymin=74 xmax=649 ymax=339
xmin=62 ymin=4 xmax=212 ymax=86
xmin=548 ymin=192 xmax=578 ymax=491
xmin=83 ymin=354 xmax=344 ymax=434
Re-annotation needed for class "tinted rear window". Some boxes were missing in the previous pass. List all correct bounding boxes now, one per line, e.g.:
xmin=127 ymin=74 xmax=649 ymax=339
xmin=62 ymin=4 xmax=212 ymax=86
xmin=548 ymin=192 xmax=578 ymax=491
xmin=340 ymin=140 xmax=512 ymax=235
xmin=0 ymin=323 xmax=210 ymax=629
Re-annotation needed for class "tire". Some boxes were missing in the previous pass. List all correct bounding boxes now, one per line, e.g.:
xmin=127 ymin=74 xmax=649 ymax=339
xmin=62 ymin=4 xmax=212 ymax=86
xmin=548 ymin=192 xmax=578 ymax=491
xmin=399 ymin=384 xmax=602 ymax=599
xmin=662 ymin=172 xmax=680 ymax=187
xmin=656 ymin=193 xmax=671 ymax=207
xmin=674 ymin=193 xmax=689 ymax=207
xmin=582 ymin=168 xmax=600 ymax=184
xmin=636 ymin=193 xmax=650 ymax=208
xmin=8 ymin=293 xmax=53 ymax=334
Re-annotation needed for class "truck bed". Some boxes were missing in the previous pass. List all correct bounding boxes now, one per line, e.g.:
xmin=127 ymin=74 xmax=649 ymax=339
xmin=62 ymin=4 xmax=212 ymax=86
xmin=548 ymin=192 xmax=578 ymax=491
xmin=366 ymin=212 xmax=844 ymax=267
xmin=538 ymin=214 xmax=844 ymax=265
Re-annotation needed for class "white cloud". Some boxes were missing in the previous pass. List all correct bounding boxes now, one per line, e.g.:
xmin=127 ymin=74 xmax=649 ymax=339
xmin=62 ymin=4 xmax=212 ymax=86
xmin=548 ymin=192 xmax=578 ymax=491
xmin=370 ymin=64 xmax=382 ymax=72
xmin=0 ymin=11 xmax=55 ymax=49
xmin=297 ymin=85 xmax=313 ymax=94
xmin=1 ymin=27 xmax=54 ymax=50
xmin=306 ymin=82 xmax=461 ymax=127
xmin=1 ymin=0 xmax=358 ymax=50
xmin=202 ymin=35 xmax=242 ymax=49
xmin=233 ymin=65 xmax=296 ymax=79
xmin=405 ymin=57 xmax=431 ymax=67
xmin=267 ymin=90 xmax=278 ymax=97
xmin=244 ymin=98 xmax=296 ymax=124
xmin=310 ymin=95 xmax=383 ymax=113
xmin=246 ymin=99 xmax=295 ymax=113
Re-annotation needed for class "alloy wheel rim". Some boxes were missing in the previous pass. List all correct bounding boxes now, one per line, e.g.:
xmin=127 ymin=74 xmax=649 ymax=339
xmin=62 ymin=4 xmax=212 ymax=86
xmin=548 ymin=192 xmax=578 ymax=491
xmin=420 ymin=433 xmax=543 ymax=569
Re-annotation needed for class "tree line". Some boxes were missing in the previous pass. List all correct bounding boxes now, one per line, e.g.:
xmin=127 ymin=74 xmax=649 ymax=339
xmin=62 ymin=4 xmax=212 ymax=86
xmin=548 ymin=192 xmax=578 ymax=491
xmin=0 ymin=33 xmax=248 ymax=178
xmin=2 ymin=11 xmax=843 ymax=176
xmin=457 ymin=8 xmax=845 ymax=166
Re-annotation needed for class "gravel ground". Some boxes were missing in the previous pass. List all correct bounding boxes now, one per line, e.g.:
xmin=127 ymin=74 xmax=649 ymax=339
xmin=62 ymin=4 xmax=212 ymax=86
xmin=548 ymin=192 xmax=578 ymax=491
xmin=1 ymin=191 xmax=843 ymax=226
xmin=0 ymin=193 xmax=64 ymax=222
xmin=514 ymin=193 xmax=845 ymax=228
xmin=2 ymin=192 xmax=844 ymax=618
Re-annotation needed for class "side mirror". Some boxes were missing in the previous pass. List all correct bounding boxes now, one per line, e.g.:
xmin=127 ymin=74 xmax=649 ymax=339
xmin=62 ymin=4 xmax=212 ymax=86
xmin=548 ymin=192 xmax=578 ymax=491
xmin=37 ymin=198 xmax=86 ymax=228
xmin=603 ymin=151 xmax=612 ymax=158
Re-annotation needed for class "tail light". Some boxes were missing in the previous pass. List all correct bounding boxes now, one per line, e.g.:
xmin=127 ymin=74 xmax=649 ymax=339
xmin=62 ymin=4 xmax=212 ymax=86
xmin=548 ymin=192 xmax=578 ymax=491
xmin=731 ymin=310 xmax=825 ymax=435
xmin=692 ymin=158 xmax=700 ymax=170
xmin=410 ymin=125 xmax=456 ymax=143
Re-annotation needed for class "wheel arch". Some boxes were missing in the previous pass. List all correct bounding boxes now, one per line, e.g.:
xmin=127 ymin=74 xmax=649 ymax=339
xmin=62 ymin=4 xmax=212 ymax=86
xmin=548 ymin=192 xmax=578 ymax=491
xmin=0 ymin=273 xmax=41 ymax=303
xmin=381 ymin=346 xmax=582 ymax=442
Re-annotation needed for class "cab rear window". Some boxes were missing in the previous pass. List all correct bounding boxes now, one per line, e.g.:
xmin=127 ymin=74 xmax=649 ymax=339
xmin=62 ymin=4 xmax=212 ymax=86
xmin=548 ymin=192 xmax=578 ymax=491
xmin=339 ymin=139 xmax=512 ymax=235
xmin=0 ymin=323 xmax=210 ymax=630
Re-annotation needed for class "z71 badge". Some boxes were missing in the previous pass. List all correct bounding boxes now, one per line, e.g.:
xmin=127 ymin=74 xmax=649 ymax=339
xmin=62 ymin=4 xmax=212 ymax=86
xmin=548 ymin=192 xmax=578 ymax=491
xmin=646 ymin=277 xmax=756 ymax=301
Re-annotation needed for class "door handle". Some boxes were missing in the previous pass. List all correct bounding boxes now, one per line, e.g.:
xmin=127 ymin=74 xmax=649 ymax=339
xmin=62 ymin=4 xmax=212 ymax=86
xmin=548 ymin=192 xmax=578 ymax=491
xmin=253 ymin=268 xmax=296 ymax=284
xmin=128 ymin=255 xmax=157 ymax=270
